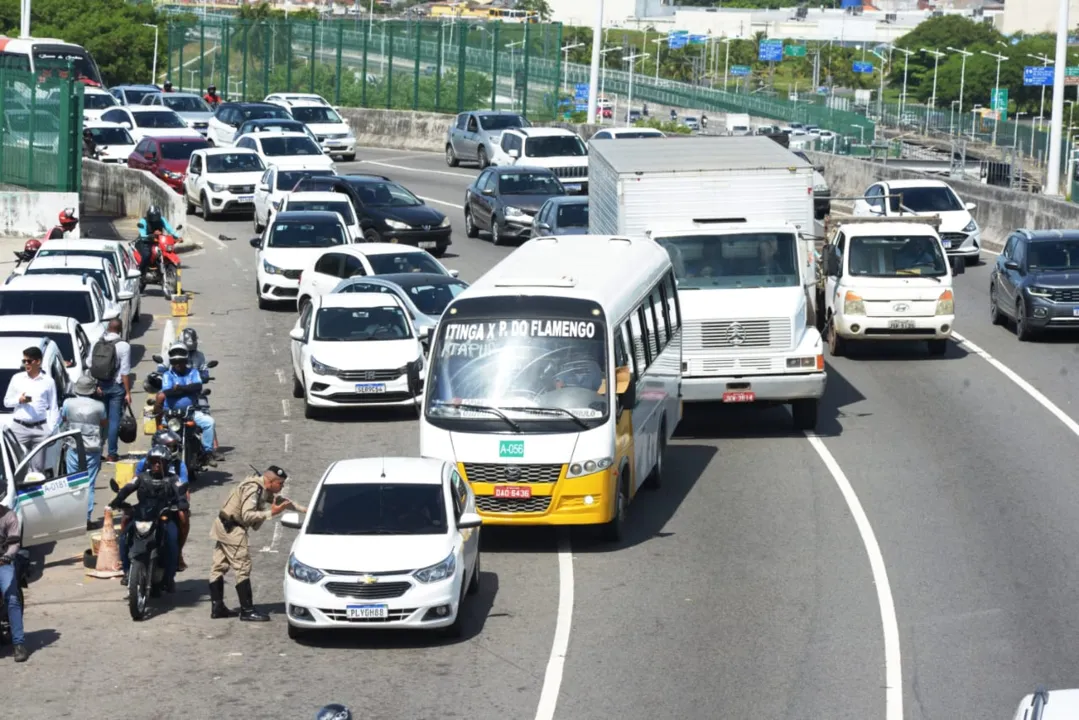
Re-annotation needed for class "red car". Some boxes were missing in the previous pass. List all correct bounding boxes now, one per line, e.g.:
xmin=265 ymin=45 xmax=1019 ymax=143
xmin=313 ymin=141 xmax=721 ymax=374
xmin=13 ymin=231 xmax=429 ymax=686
xmin=127 ymin=135 xmax=210 ymax=193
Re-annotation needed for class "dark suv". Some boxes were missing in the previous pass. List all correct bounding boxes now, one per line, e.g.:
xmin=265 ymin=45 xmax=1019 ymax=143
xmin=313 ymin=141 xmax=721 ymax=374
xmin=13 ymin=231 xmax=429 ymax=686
xmin=990 ymin=228 xmax=1079 ymax=341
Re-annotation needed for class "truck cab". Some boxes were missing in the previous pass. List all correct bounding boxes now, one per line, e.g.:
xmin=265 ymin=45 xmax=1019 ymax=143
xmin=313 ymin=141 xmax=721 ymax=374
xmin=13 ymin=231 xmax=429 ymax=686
xmin=817 ymin=217 xmax=965 ymax=357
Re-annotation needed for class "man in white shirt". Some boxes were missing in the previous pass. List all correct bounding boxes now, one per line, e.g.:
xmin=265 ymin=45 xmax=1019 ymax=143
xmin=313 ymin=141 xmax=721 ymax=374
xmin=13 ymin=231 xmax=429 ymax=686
xmin=3 ymin=346 xmax=59 ymax=472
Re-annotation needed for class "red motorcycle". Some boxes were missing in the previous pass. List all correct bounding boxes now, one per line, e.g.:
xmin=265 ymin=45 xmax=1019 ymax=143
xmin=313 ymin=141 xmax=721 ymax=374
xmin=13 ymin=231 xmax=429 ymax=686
xmin=134 ymin=227 xmax=184 ymax=297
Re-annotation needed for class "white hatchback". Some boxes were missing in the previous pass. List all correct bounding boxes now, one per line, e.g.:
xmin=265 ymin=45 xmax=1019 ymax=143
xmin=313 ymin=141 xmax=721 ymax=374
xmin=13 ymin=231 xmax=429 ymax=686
xmin=98 ymin=106 xmax=203 ymax=144
xmin=253 ymin=164 xmax=339 ymax=233
xmin=286 ymin=101 xmax=356 ymax=160
xmin=83 ymin=121 xmax=136 ymax=164
xmin=235 ymin=131 xmax=335 ymax=172
xmin=252 ymin=210 xmax=353 ymax=308
xmin=296 ymin=244 xmax=458 ymax=309
xmin=281 ymin=456 xmax=482 ymax=639
xmin=289 ymin=292 xmax=427 ymax=416
xmin=280 ymin=191 xmax=361 ymax=241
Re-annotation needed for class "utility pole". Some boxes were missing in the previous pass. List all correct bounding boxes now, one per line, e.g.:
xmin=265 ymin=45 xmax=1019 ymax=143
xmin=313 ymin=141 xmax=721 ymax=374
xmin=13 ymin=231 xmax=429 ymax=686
xmin=19 ymin=0 xmax=29 ymax=37
xmin=920 ymin=48 xmax=944 ymax=135
xmin=561 ymin=42 xmax=584 ymax=96
xmin=947 ymin=47 xmax=973 ymax=138
xmin=586 ymin=0 xmax=603 ymax=124
xmin=893 ymin=46 xmax=913 ymax=124
xmin=1028 ymin=52 xmax=1053 ymax=142
xmin=622 ymin=52 xmax=649 ymax=126
xmin=1048 ymin=0 xmax=1071 ymax=198
xmin=982 ymin=49 xmax=1009 ymax=146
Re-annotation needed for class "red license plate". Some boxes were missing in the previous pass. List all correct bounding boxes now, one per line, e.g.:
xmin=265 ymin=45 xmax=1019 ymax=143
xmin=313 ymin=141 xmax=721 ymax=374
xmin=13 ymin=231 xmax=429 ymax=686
xmin=722 ymin=391 xmax=756 ymax=403
xmin=494 ymin=485 xmax=532 ymax=499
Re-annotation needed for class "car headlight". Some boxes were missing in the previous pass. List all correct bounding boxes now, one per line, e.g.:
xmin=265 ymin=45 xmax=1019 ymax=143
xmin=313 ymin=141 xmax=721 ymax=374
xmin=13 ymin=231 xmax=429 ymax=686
xmin=786 ymin=356 xmax=823 ymax=370
xmin=310 ymin=357 xmax=338 ymax=375
xmin=439 ymin=216 xmax=451 ymax=228
xmin=207 ymin=181 xmax=226 ymax=192
xmin=843 ymin=291 xmax=865 ymax=315
xmin=287 ymin=554 xmax=323 ymax=584
xmin=1027 ymin=286 xmax=1053 ymax=298
xmin=159 ymin=169 xmax=182 ymax=180
xmin=262 ymin=259 xmax=282 ymax=275
xmin=566 ymin=456 xmax=613 ymax=478
xmin=962 ymin=219 xmax=977 ymax=233
xmin=384 ymin=218 xmax=410 ymax=230
xmin=134 ymin=520 xmax=153 ymax=534
xmin=413 ymin=552 xmax=456 ymax=584
xmin=936 ymin=289 xmax=954 ymax=315
xmin=504 ymin=206 xmax=527 ymax=218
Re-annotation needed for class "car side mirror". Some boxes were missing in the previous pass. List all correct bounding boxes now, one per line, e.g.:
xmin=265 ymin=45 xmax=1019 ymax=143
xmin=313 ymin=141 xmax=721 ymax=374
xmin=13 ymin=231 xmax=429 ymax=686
xmin=535 ymin=222 xmax=551 ymax=233
xmin=481 ymin=187 xmax=495 ymax=196
xmin=964 ymin=202 xmax=976 ymax=211
xmin=508 ymin=149 xmax=519 ymax=159
xmin=121 ymin=121 xmax=132 ymax=130
xmin=259 ymin=182 xmax=270 ymax=191
xmin=448 ymin=269 xmax=459 ymax=278
xmin=190 ymin=167 xmax=200 ymax=175
xmin=1004 ymin=260 xmax=1020 ymax=271
xmin=950 ymin=256 xmax=965 ymax=276
xmin=457 ymin=512 xmax=482 ymax=530
xmin=206 ymin=360 xmax=219 ymax=368
xmin=152 ymin=353 xmax=164 ymax=364
xmin=249 ymin=237 xmax=261 ymax=248
xmin=127 ymin=269 xmax=141 ymax=280
xmin=406 ymin=359 xmax=422 ymax=396
xmin=418 ymin=325 xmax=431 ymax=340
xmin=289 ymin=327 xmax=305 ymax=342
xmin=102 ymin=307 xmax=120 ymax=321
xmin=824 ymin=251 xmax=840 ymax=276
xmin=117 ymin=290 xmax=134 ymax=301
xmin=868 ymin=205 xmax=883 ymax=216
xmin=324 ymin=147 xmax=332 ymax=154
xmin=280 ymin=511 xmax=302 ymax=529
xmin=144 ymin=152 xmax=155 ymax=160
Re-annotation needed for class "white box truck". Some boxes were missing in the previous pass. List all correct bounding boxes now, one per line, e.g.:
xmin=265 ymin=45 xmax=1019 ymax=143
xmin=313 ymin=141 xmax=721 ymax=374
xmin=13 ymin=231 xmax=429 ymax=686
xmin=588 ymin=136 xmax=827 ymax=429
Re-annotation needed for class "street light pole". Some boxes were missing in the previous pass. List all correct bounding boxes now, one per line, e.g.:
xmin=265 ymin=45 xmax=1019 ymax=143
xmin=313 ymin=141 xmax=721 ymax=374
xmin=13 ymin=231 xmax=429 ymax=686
xmin=1013 ymin=111 xmax=1027 ymax=149
xmin=561 ymin=42 xmax=584 ymax=96
xmin=143 ymin=24 xmax=160 ymax=85
xmin=981 ymin=49 xmax=1009 ymax=146
xmin=871 ymin=49 xmax=887 ymax=133
xmin=622 ymin=52 xmax=649 ymax=126
xmin=600 ymin=46 xmax=622 ymax=110
xmin=1046 ymin=0 xmax=1071 ymax=194
xmin=947 ymin=47 xmax=973 ymax=137
xmin=920 ymin=48 xmax=944 ymax=135
xmin=586 ymin=0 xmax=604 ymax=124
xmin=723 ymin=37 xmax=733 ymax=91
xmin=651 ymin=38 xmax=665 ymax=82
xmin=893 ymin=46 xmax=913 ymax=123
xmin=1028 ymin=53 xmax=1053 ymax=137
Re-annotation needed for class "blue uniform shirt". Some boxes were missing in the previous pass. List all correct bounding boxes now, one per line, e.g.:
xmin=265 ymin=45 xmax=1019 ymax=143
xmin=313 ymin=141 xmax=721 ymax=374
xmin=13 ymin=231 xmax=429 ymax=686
xmin=136 ymin=457 xmax=189 ymax=486
xmin=161 ymin=367 xmax=202 ymax=410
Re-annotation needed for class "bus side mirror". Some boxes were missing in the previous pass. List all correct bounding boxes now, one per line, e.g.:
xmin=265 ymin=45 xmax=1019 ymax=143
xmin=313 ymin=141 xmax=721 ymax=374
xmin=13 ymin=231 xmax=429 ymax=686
xmin=615 ymin=366 xmax=631 ymax=395
xmin=615 ymin=366 xmax=635 ymax=409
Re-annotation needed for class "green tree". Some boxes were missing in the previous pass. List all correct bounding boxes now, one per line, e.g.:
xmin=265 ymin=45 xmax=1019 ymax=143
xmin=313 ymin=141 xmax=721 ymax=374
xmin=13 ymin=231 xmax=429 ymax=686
xmin=515 ymin=0 xmax=553 ymax=22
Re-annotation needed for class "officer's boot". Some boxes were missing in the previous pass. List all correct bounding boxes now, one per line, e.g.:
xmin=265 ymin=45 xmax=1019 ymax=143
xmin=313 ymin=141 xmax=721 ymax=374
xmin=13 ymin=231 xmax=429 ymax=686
xmin=208 ymin=577 xmax=235 ymax=619
xmin=235 ymin=579 xmax=270 ymax=622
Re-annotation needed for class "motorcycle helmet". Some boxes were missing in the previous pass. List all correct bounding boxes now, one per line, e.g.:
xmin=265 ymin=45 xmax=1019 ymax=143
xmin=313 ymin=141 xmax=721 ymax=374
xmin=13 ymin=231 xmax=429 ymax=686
xmin=163 ymin=80 xmax=173 ymax=92
xmin=315 ymin=705 xmax=352 ymax=720
xmin=151 ymin=429 xmax=182 ymax=460
xmin=58 ymin=208 xmax=77 ymax=232
xmin=143 ymin=371 xmax=162 ymax=394
xmin=145 ymin=205 xmax=162 ymax=226
xmin=146 ymin=444 xmax=170 ymax=471
xmin=181 ymin=327 xmax=199 ymax=353
xmin=167 ymin=343 xmax=189 ymax=365
xmin=207 ymin=84 xmax=216 ymax=94
xmin=23 ymin=239 xmax=41 ymax=256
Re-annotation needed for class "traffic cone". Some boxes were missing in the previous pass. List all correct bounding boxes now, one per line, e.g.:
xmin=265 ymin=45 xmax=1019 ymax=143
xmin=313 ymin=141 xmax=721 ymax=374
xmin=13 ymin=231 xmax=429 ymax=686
xmin=86 ymin=507 xmax=123 ymax=579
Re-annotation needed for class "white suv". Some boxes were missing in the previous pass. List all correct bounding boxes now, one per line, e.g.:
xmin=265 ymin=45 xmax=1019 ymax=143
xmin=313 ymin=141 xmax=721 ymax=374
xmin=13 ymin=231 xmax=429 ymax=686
xmin=184 ymin=147 xmax=267 ymax=221
xmin=285 ymin=101 xmax=355 ymax=161
xmin=491 ymin=127 xmax=589 ymax=193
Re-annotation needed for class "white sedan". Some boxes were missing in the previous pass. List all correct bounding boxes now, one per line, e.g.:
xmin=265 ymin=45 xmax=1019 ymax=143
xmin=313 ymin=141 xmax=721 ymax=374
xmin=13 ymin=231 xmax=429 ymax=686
xmin=84 ymin=121 xmax=135 ymax=163
xmin=98 ymin=106 xmax=203 ymax=143
xmin=280 ymin=456 xmax=482 ymax=639
xmin=235 ymin=131 xmax=335 ymax=172
xmin=252 ymin=210 xmax=353 ymax=308
xmin=289 ymin=292 xmax=427 ymax=417
xmin=296 ymin=243 xmax=458 ymax=309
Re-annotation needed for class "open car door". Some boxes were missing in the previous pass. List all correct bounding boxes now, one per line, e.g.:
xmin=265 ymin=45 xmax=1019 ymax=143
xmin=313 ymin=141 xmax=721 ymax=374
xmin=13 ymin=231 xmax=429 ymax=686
xmin=9 ymin=429 xmax=89 ymax=546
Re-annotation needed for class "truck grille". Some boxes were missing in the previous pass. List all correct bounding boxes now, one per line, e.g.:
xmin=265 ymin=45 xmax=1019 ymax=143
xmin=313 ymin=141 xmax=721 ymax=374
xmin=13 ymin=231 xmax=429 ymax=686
xmin=337 ymin=368 xmax=402 ymax=381
xmin=476 ymin=496 xmax=552 ymax=513
xmin=552 ymin=166 xmax=587 ymax=179
xmin=684 ymin=319 xmax=792 ymax=351
xmin=229 ymin=184 xmax=254 ymax=194
xmin=323 ymin=581 xmax=411 ymax=599
xmin=463 ymin=463 xmax=561 ymax=484
xmin=1051 ymin=288 xmax=1079 ymax=303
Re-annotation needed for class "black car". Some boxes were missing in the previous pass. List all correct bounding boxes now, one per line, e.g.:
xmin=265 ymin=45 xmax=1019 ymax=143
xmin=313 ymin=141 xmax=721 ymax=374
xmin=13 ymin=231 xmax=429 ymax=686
xmin=464 ymin=166 xmax=566 ymax=246
xmin=990 ymin=228 xmax=1079 ymax=341
xmin=291 ymin=174 xmax=452 ymax=257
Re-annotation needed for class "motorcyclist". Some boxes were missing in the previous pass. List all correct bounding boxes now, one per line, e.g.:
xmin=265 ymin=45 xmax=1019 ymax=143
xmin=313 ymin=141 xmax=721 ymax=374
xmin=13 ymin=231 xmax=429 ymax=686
xmin=203 ymin=85 xmax=221 ymax=107
xmin=135 ymin=205 xmax=178 ymax=274
xmin=135 ymin=430 xmax=191 ymax=570
xmin=163 ymin=80 xmax=174 ymax=93
xmin=82 ymin=128 xmax=98 ymax=159
xmin=18 ymin=239 xmax=41 ymax=264
xmin=110 ymin=445 xmax=185 ymax=593
xmin=46 ymin=209 xmax=78 ymax=240
xmin=701 ymin=113 xmax=708 ymax=130
xmin=180 ymin=328 xmax=209 ymax=382
xmin=155 ymin=343 xmax=221 ymax=466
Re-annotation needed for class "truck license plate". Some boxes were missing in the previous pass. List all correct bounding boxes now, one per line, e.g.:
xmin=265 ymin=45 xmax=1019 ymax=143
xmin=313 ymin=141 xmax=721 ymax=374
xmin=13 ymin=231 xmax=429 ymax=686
xmin=722 ymin=391 xmax=755 ymax=403
xmin=494 ymin=485 xmax=531 ymax=499
xmin=346 ymin=604 xmax=388 ymax=620
xmin=888 ymin=319 xmax=916 ymax=329
xmin=355 ymin=383 xmax=386 ymax=394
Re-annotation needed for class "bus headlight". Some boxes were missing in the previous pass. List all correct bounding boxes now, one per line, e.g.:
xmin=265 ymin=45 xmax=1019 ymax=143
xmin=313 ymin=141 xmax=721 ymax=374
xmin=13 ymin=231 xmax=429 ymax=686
xmin=567 ymin=457 xmax=613 ymax=478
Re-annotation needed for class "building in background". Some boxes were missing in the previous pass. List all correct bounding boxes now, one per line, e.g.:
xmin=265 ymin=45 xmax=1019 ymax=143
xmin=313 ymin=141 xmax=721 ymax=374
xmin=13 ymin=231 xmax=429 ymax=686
xmin=998 ymin=0 xmax=1079 ymax=34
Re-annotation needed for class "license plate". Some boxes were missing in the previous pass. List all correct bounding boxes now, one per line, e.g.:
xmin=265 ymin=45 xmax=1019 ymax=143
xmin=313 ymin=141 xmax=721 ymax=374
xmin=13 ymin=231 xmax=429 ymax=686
xmin=722 ymin=391 xmax=755 ymax=403
xmin=941 ymin=239 xmax=952 ymax=249
xmin=346 ymin=604 xmax=388 ymax=620
xmin=355 ymin=383 xmax=386 ymax=394
xmin=494 ymin=485 xmax=531 ymax=499
xmin=565 ymin=183 xmax=582 ymax=192
xmin=888 ymin=319 xmax=916 ymax=329
xmin=1072 ymin=308 xmax=1079 ymax=317
xmin=238 ymin=195 xmax=253 ymax=203
xmin=418 ymin=241 xmax=437 ymax=249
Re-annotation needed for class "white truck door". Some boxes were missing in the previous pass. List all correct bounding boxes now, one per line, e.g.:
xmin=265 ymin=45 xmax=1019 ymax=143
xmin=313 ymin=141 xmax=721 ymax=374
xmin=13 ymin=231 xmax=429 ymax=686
xmin=824 ymin=231 xmax=846 ymax=318
xmin=11 ymin=430 xmax=89 ymax=545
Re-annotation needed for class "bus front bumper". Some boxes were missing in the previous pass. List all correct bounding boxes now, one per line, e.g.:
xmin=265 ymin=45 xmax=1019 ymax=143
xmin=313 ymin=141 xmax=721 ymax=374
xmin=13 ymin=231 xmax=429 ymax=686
xmin=681 ymin=372 xmax=826 ymax=403
xmin=466 ymin=468 xmax=617 ymax=526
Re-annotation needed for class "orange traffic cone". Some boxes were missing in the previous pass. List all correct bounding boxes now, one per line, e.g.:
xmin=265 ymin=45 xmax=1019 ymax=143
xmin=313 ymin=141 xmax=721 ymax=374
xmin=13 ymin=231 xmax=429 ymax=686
xmin=86 ymin=507 xmax=123 ymax=579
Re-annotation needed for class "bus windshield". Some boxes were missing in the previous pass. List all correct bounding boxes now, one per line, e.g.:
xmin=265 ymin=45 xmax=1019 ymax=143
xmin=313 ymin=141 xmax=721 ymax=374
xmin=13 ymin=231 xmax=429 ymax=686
xmin=426 ymin=316 xmax=609 ymax=431
xmin=33 ymin=45 xmax=102 ymax=85
xmin=655 ymin=232 xmax=800 ymax=289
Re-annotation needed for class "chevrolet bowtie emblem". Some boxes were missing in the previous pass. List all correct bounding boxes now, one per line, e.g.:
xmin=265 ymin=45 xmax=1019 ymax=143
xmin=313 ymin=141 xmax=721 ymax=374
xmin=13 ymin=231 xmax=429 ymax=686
xmin=360 ymin=574 xmax=377 ymax=585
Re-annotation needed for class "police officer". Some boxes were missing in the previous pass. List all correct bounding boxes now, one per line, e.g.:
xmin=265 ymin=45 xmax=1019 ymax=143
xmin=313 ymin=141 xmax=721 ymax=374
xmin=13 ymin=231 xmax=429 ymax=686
xmin=207 ymin=465 xmax=293 ymax=621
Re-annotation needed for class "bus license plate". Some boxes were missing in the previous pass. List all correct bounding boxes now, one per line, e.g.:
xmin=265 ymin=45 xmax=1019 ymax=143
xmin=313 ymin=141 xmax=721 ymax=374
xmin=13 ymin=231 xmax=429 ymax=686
xmin=355 ymin=383 xmax=386 ymax=394
xmin=347 ymin=604 xmax=388 ymax=620
xmin=888 ymin=319 xmax=916 ymax=329
xmin=1073 ymin=308 xmax=1079 ymax=317
xmin=238 ymin=195 xmax=254 ymax=203
xmin=494 ymin=485 xmax=531 ymax=499
xmin=419 ymin=241 xmax=437 ymax=249
xmin=722 ymin=391 xmax=755 ymax=403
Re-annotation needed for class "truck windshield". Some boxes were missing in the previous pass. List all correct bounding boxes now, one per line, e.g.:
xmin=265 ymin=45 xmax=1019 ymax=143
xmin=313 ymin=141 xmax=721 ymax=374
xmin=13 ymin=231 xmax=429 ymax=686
xmin=847 ymin=235 xmax=947 ymax=278
xmin=655 ymin=233 xmax=800 ymax=289
xmin=426 ymin=317 xmax=609 ymax=431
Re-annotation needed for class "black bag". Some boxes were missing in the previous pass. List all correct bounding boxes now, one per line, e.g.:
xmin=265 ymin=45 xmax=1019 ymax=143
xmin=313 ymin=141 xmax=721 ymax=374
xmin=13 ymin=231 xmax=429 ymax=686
xmin=118 ymin=403 xmax=137 ymax=444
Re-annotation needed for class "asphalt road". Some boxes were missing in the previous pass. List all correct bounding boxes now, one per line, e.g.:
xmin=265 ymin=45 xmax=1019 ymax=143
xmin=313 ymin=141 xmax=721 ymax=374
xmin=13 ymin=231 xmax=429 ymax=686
xmin=9 ymin=146 xmax=1079 ymax=720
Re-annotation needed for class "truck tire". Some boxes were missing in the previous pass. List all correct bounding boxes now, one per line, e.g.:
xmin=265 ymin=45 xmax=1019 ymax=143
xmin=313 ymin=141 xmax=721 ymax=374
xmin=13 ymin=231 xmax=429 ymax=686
xmin=827 ymin=316 xmax=845 ymax=357
xmin=791 ymin=399 xmax=818 ymax=431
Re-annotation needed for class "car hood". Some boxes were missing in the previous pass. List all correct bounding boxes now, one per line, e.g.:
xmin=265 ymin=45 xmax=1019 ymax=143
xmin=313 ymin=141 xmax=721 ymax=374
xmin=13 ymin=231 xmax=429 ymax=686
xmin=1028 ymin=270 xmax=1079 ymax=287
xmin=98 ymin=143 xmax=135 ymax=161
xmin=178 ymin=111 xmax=213 ymax=123
xmin=136 ymin=127 xmax=203 ymax=140
xmin=500 ymin=194 xmax=556 ymax=214
xmin=207 ymin=170 xmax=265 ymax=186
xmin=306 ymin=121 xmax=351 ymax=135
xmin=261 ymin=247 xmax=334 ymax=270
xmin=266 ymin=155 xmax=334 ymax=170
xmin=308 ymin=338 xmax=421 ymax=368
xmin=899 ymin=209 xmax=973 ymax=232
xmin=159 ymin=158 xmax=190 ymax=173
xmin=293 ymin=533 xmax=453 ymax=574
xmin=378 ymin=204 xmax=445 ymax=226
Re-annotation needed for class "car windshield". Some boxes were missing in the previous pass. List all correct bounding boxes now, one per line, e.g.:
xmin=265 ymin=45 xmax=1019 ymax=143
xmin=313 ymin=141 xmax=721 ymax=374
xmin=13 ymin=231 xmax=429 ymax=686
xmin=119 ymin=88 xmax=156 ymax=105
xmin=0 ymin=331 xmax=74 ymax=363
xmin=524 ymin=135 xmax=586 ymax=157
xmin=134 ymin=111 xmax=186 ymax=129
xmin=0 ymin=291 xmax=94 ymax=324
xmin=25 ymin=268 xmax=112 ymax=299
xmin=260 ymin=136 xmax=322 ymax=156
xmin=314 ymin=306 xmax=412 ymax=341
xmin=206 ymin=153 xmax=265 ymax=173
xmin=160 ymin=139 xmax=208 ymax=160
xmin=290 ymin=106 xmax=343 ymax=124
xmin=164 ymin=95 xmax=210 ymax=113
xmin=478 ymin=113 xmax=527 ymax=130
xmin=402 ymin=280 xmax=468 ymax=316
xmin=87 ymin=127 xmax=132 ymax=145
xmin=427 ymin=316 xmax=610 ymax=427
xmin=267 ymin=222 xmax=346 ymax=248
xmin=887 ymin=186 xmax=963 ymax=213
xmin=36 ymin=249 xmax=118 ymax=275
xmin=847 ymin=235 xmax=948 ymax=278
xmin=1027 ymin=240 xmax=1079 ymax=271
xmin=286 ymin=200 xmax=354 ymax=224
xmin=499 ymin=172 xmax=563 ymax=195
xmin=656 ymin=232 xmax=800 ymax=289
xmin=612 ymin=131 xmax=662 ymax=139
xmin=84 ymin=93 xmax=116 ymax=110
xmin=366 ymin=252 xmax=444 ymax=275
xmin=8 ymin=112 xmax=58 ymax=133
xmin=277 ymin=169 xmax=334 ymax=190
xmin=241 ymin=105 xmax=293 ymax=121
xmin=305 ymin=483 xmax=447 ymax=536
xmin=351 ymin=181 xmax=421 ymax=207
xmin=555 ymin=202 xmax=588 ymax=228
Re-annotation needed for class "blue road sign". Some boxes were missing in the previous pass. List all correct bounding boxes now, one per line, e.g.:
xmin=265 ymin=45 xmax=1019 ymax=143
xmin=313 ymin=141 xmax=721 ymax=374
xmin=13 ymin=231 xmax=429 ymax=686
xmin=690 ymin=34 xmax=707 ymax=44
xmin=575 ymin=103 xmax=587 ymax=112
xmin=759 ymin=41 xmax=783 ymax=62
xmin=669 ymin=36 xmax=687 ymax=50
xmin=1023 ymin=65 xmax=1054 ymax=86
xmin=574 ymin=82 xmax=589 ymax=99
xmin=730 ymin=65 xmax=751 ymax=77
xmin=852 ymin=61 xmax=874 ymax=74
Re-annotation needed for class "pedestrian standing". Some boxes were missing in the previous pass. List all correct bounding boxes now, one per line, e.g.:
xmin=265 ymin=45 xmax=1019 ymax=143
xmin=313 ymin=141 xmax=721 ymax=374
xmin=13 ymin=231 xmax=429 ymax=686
xmin=0 ymin=504 xmax=27 ymax=662
xmin=60 ymin=375 xmax=107 ymax=530
xmin=207 ymin=466 xmax=293 ymax=622
xmin=90 ymin=318 xmax=131 ymax=463
xmin=3 ymin=346 xmax=58 ymax=472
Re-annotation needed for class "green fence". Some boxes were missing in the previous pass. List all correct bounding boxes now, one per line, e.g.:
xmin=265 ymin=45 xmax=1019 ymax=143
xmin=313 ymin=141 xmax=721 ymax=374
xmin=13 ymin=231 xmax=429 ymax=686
xmin=0 ymin=69 xmax=83 ymax=192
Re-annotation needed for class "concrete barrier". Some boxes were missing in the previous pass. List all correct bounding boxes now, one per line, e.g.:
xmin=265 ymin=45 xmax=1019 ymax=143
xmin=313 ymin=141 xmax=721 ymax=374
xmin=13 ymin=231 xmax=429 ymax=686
xmin=80 ymin=160 xmax=185 ymax=230
xmin=807 ymin=151 xmax=1079 ymax=250
xmin=0 ymin=191 xmax=80 ymax=239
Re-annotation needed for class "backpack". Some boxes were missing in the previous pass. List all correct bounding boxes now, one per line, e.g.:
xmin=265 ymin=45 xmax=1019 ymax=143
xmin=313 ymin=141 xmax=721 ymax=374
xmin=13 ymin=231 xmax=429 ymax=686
xmin=90 ymin=337 xmax=119 ymax=381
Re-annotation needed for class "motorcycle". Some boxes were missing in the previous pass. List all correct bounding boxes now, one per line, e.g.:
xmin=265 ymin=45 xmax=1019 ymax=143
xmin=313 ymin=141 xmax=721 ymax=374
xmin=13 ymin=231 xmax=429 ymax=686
xmin=135 ymin=225 xmax=184 ymax=297
xmin=113 ymin=500 xmax=178 ymax=621
xmin=12 ymin=249 xmax=35 ymax=267
xmin=143 ymin=356 xmax=217 ymax=399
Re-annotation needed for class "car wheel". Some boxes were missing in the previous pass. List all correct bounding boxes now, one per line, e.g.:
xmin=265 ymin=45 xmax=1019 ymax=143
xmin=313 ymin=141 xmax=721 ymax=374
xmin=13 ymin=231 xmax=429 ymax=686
xmin=645 ymin=425 xmax=665 ymax=491
xmin=445 ymin=144 xmax=459 ymax=167
xmin=989 ymin=285 xmax=1004 ymax=326
xmin=827 ymin=315 xmax=845 ymax=357
xmin=255 ymin=277 xmax=268 ymax=310
xmin=253 ymin=211 xmax=264 ymax=234
xmin=464 ymin=208 xmax=479 ymax=238
xmin=467 ymin=553 xmax=481 ymax=596
xmin=342 ymin=153 xmax=355 ymax=162
xmin=1015 ymin=299 xmax=1035 ymax=342
xmin=201 ymin=193 xmax=215 ymax=222
xmin=430 ymin=245 xmax=447 ymax=258
xmin=965 ymin=254 xmax=980 ymax=267
xmin=491 ymin=217 xmax=505 ymax=246
xmin=928 ymin=339 xmax=948 ymax=356
xmin=601 ymin=471 xmax=628 ymax=543
xmin=477 ymin=146 xmax=488 ymax=169
xmin=363 ymin=229 xmax=381 ymax=243
xmin=292 ymin=372 xmax=304 ymax=399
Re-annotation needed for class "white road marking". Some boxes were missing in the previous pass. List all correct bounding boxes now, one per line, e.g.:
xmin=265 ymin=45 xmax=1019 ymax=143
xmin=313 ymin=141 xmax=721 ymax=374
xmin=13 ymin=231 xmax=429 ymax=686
xmin=284 ymin=433 xmax=291 ymax=453
xmin=361 ymin=159 xmax=475 ymax=179
xmin=281 ymin=399 xmax=290 ymax=418
xmin=275 ymin=368 xmax=285 ymax=384
xmin=953 ymin=332 xmax=1079 ymax=437
xmin=804 ymin=432 xmax=902 ymax=720
xmin=187 ymin=222 xmax=229 ymax=250
xmin=269 ymin=344 xmax=278 ymax=355
xmin=260 ymin=520 xmax=282 ymax=553
xmin=417 ymin=195 xmax=464 ymax=210
xmin=534 ymin=530 xmax=574 ymax=720
xmin=232 ymin=257 xmax=243 ymax=269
